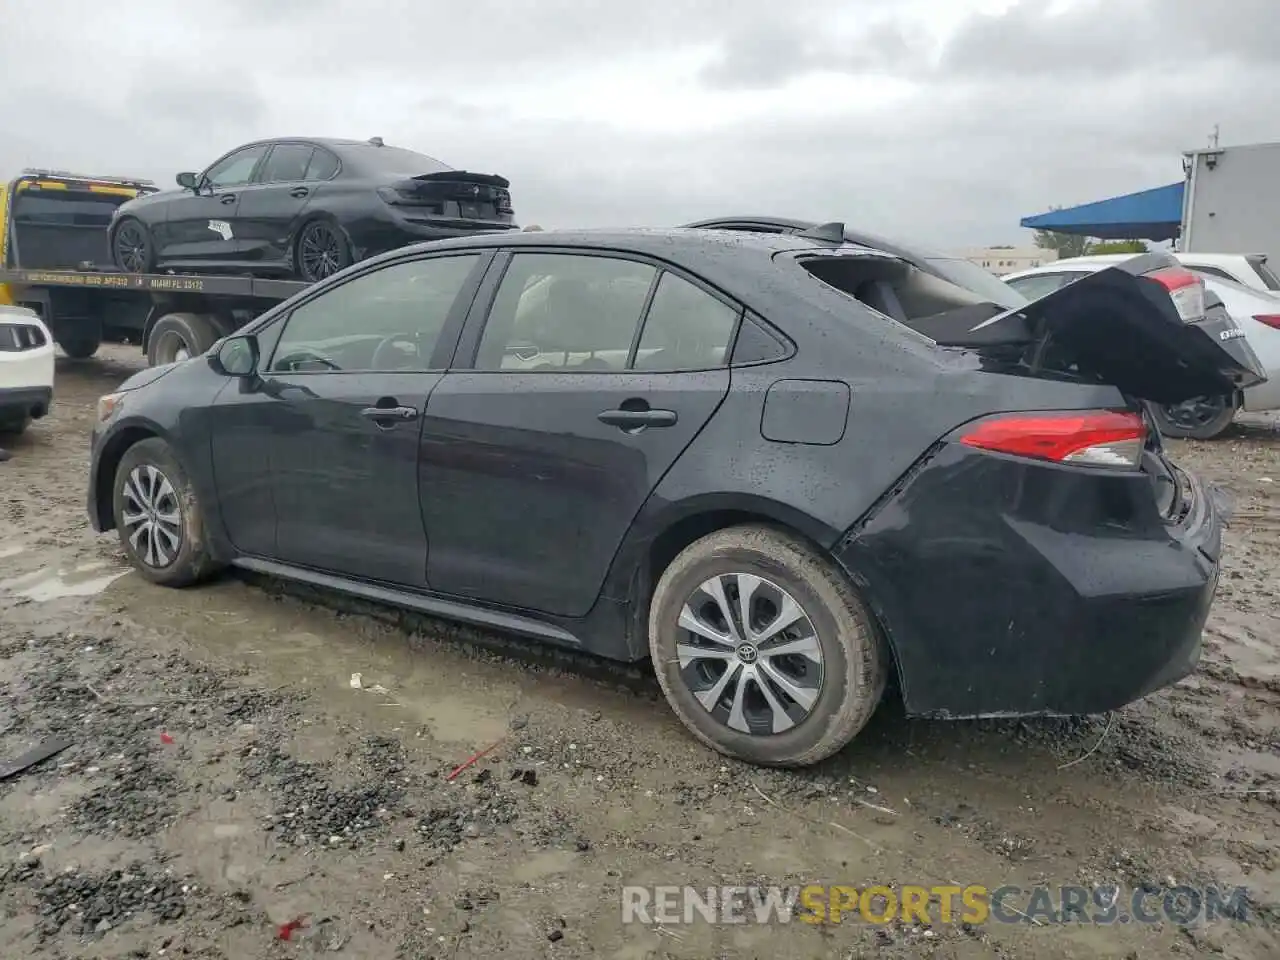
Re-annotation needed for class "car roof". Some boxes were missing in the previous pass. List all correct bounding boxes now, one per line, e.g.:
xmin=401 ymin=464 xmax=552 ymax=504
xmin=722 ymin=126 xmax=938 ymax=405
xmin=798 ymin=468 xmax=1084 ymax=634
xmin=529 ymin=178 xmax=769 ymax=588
xmin=372 ymin=226 xmax=840 ymax=261
xmin=344 ymin=227 xmax=890 ymax=319
xmin=683 ymin=215 xmax=957 ymax=262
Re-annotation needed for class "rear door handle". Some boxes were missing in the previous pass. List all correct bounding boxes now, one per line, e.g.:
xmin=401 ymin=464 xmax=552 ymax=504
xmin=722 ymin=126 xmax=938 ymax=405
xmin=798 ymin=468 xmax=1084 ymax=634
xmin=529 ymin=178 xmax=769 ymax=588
xmin=290 ymin=187 xmax=310 ymax=198
xmin=220 ymin=193 xmax=237 ymax=204
xmin=361 ymin=405 xmax=419 ymax=422
xmin=597 ymin=408 xmax=678 ymax=429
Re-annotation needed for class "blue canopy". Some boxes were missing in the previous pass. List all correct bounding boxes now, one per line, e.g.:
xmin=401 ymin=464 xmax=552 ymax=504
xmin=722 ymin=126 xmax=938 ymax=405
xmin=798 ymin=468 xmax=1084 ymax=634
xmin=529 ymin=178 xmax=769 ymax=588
xmin=1020 ymin=182 xmax=1185 ymax=242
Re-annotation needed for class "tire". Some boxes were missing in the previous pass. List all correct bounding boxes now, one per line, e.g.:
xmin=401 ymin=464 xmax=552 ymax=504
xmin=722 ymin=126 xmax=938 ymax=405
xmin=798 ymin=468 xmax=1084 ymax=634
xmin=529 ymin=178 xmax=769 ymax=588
xmin=649 ymin=524 xmax=887 ymax=767
xmin=1147 ymin=395 xmax=1236 ymax=440
xmin=111 ymin=437 xmax=219 ymax=587
xmin=147 ymin=312 xmax=220 ymax=366
xmin=112 ymin=217 xmax=156 ymax=273
xmin=294 ymin=218 xmax=353 ymax=283
xmin=58 ymin=335 xmax=101 ymax=359
xmin=0 ymin=413 xmax=31 ymax=436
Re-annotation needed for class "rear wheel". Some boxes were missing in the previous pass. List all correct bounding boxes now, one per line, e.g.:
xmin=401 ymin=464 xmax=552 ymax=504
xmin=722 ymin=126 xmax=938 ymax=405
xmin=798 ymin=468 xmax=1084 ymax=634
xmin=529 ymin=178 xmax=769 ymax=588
xmin=294 ymin=219 xmax=353 ymax=283
xmin=112 ymin=217 xmax=156 ymax=273
xmin=147 ymin=312 xmax=220 ymax=366
xmin=57 ymin=334 xmax=101 ymax=359
xmin=1148 ymin=395 xmax=1236 ymax=440
xmin=111 ymin=438 xmax=219 ymax=587
xmin=648 ymin=524 xmax=887 ymax=767
xmin=0 ymin=413 xmax=31 ymax=436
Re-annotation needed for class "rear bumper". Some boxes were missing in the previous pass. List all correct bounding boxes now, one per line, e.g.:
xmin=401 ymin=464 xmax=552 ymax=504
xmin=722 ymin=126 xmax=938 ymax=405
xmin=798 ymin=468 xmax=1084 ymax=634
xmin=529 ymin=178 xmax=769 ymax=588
xmin=0 ymin=384 xmax=53 ymax=419
xmin=356 ymin=208 xmax=517 ymax=257
xmin=834 ymin=443 xmax=1220 ymax=718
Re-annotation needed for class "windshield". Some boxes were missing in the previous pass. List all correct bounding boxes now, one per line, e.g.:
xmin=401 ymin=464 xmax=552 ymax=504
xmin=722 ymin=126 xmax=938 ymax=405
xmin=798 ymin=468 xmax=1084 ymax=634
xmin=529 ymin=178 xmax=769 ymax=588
xmin=925 ymin=257 xmax=1028 ymax=308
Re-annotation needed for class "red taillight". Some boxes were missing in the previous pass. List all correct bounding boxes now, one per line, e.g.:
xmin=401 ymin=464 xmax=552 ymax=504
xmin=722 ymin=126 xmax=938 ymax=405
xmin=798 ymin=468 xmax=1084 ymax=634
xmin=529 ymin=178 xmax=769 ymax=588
xmin=1254 ymin=314 xmax=1280 ymax=330
xmin=1146 ymin=267 xmax=1205 ymax=322
xmin=958 ymin=410 xmax=1146 ymax=469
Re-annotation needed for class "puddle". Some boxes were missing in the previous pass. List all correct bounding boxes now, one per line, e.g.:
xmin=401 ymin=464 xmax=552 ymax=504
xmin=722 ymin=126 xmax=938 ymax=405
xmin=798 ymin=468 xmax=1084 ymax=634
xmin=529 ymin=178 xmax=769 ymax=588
xmin=111 ymin=577 xmax=524 ymax=746
xmin=0 ymin=560 xmax=130 ymax=601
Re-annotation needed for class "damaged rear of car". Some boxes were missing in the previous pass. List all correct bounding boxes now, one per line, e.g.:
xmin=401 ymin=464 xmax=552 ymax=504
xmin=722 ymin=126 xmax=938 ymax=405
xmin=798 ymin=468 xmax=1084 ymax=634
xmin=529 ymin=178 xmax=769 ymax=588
xmin=799 ymin=244 xmax=1259 ymax=720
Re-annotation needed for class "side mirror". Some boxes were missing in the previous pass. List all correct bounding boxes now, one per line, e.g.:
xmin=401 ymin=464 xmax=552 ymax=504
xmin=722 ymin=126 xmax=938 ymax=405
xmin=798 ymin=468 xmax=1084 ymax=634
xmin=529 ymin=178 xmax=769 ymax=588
xmin=176 ymin=171 xmax=199 ymax=190
xmin=209 ymin=335 xmax=259 ymax=377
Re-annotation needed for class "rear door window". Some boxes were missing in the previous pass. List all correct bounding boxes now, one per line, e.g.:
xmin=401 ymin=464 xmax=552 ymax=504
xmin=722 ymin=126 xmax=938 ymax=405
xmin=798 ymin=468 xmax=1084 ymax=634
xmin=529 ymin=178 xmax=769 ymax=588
xmin=473 ymin=253 xmax=656 ymax=371
xmin=633 ymin=272 xmax=740 ymax=370
xmin=259 ymin=143 xmax=315 ymax=183
xmin=305 ymin=147 xmax=341 ymax=181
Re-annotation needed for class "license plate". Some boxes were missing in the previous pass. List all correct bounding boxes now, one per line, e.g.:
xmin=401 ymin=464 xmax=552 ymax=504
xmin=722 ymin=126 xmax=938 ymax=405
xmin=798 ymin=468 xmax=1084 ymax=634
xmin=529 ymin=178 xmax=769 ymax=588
xmin=459 ymin=203 xmax=481 ymax=219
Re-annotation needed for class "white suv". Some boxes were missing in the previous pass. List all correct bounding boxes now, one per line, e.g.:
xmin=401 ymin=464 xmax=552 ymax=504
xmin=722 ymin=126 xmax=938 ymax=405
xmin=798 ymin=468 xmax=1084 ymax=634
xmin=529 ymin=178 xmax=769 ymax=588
xmin=1006 ymin=252 xmax=1280 ymax=295
xmin=0 ymin=304 xmax=55 ymax=437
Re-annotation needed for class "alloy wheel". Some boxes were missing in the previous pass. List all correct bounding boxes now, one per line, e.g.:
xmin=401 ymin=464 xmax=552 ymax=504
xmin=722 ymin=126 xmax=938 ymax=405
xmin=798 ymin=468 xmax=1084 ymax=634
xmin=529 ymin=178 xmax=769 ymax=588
xmin=675 ymin=573 xmax=824 ymax=735
xmin=120 ymin=464 xmax=183 ymax=568
xmin=1160 ymin=395 xmax=1229 ymax=431
xmin=114 ymin=222 xmax=150 ymax=272
xmin=299 ymin=222 xmax=344 ymax=281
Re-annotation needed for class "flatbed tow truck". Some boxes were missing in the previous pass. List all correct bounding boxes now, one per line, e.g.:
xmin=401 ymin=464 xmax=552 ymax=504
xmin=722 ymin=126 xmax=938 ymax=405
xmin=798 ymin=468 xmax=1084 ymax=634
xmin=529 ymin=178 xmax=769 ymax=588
xmin=0 ymin=169 xmax=310 ymax=366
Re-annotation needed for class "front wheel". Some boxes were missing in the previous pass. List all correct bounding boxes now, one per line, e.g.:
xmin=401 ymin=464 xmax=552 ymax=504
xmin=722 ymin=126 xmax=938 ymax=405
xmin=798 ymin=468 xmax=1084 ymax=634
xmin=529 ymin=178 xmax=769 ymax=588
xmin=111 ymin=437 xmax=219 ymax=587
xmin=294 ymin=219 xmax=353 ymax=283
xmin=112 ymin=217 xmax=156 ymax=273
xmin=1147 ymin=395 xmax=1236 ymax=440
xmin=648 ymin=524 xmax=887 ymax=767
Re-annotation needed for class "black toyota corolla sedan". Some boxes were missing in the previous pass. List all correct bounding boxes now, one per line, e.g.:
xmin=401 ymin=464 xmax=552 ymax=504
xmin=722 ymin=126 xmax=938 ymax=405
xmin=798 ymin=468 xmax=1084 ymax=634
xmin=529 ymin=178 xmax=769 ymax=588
xmin=109 ymin=136 xmax=517 ymax=282
xmin=86 ymin=226 xmax=1261 ymax=766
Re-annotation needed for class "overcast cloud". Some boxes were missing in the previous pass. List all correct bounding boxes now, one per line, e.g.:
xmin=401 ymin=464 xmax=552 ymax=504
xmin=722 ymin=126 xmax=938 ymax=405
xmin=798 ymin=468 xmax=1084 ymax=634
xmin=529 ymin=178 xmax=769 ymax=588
xmin=2 ymin=0 xmax=1277 ymax=248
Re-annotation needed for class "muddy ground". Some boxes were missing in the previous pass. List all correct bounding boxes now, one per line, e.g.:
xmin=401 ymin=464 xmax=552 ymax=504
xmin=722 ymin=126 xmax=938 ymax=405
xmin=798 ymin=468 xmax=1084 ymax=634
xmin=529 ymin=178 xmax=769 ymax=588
xmin=0 ymin=344 xmax=1277 ymax=959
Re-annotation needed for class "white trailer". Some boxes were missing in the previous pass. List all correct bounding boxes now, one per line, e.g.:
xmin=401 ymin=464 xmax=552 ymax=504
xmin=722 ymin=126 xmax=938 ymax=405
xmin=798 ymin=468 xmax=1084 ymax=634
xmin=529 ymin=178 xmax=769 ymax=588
xmin=1180 ymin=141 xmax=1280 ymax=279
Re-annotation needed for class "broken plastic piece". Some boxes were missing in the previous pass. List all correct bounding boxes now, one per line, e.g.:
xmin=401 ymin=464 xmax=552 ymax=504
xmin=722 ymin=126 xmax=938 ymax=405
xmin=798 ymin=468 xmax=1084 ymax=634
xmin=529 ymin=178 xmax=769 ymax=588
xmin=277 ymin=914 xmax=311 ymax=940
xmin=0 ymin=738 xmax=73 ymax=780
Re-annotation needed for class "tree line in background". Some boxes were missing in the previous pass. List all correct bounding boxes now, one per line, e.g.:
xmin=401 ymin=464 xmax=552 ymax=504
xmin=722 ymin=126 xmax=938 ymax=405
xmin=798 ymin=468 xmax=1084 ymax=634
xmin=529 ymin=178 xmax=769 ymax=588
xmin=1027 ymin=205 xmax=1149 ymax=258
xmin=1033 ymin=231 xmax=1147 ymax=258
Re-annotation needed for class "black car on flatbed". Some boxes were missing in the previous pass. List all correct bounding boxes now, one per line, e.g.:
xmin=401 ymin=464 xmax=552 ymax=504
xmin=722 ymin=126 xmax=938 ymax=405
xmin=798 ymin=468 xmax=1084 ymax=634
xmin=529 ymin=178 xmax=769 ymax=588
xmin=0 ymin=140 xmax=518 ymax=366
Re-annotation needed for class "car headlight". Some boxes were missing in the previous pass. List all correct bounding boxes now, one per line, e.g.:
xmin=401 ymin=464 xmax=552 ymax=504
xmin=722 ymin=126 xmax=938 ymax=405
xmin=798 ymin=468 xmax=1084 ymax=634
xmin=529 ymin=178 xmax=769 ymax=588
xmin=96 ymin=393 xmax=124 ymax=423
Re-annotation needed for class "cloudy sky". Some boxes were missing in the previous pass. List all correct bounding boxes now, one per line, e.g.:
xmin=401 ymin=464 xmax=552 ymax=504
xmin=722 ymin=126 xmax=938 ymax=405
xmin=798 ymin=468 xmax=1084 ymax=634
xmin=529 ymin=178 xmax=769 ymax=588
xmin=3 ymin=0 xmax=1277 ymax=248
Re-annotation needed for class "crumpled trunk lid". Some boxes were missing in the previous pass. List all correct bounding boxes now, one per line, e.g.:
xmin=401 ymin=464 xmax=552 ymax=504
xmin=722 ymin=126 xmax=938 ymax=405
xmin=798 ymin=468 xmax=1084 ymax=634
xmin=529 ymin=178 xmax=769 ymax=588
xmin=921 ymin=253 xmax=1267 ymax=404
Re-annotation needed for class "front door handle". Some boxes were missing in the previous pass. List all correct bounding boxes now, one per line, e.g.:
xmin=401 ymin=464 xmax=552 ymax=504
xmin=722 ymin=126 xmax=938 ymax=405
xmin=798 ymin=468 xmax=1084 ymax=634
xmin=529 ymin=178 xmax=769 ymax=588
xmin=220 ymin=193 xmax=237 ymax=204
xmin=597 ymin=408 xmax=678 ymax=429
xmin=290 ymin=187 xmax=310 ymax=198
xmin=361 ymin=405 xmax=419 ymax=423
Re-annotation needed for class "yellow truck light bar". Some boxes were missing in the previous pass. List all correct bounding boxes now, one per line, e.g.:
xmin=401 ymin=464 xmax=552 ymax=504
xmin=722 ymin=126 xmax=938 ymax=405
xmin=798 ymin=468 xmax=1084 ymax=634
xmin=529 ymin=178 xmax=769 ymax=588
xmin=19 ymin=168 xmax=157 ymax=190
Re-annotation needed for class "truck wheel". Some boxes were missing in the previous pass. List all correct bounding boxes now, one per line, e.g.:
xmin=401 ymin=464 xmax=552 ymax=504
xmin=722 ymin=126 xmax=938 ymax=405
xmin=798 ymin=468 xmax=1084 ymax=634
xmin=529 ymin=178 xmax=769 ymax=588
xmin=147 ymin=313 xmax=219 ymax=366
xmin=57 ymin=335 xmax=101 ymax=359
xmin=1148 ymin=395 xmax=1236 ymax=440
xmin=0 ymin=414 xmax=31 ymax=436
xmin=112 ymin=218 xmax=156 ymax=273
